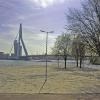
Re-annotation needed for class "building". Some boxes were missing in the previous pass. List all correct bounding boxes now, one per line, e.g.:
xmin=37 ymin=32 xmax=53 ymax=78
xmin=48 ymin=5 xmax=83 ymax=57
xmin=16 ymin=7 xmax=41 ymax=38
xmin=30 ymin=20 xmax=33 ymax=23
xmin=0 ymin=52 xmax=9 ymax=59
xmin=14 ymin=40 xmax=18 ymax=56
xmin=14 ymin=40 xmax=22 ymax=57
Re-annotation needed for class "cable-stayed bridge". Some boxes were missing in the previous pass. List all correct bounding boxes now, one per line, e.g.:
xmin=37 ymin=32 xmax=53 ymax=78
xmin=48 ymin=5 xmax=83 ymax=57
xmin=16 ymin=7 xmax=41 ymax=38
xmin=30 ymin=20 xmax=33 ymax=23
xmin=10 ymin=24 xmax=29 ymax=60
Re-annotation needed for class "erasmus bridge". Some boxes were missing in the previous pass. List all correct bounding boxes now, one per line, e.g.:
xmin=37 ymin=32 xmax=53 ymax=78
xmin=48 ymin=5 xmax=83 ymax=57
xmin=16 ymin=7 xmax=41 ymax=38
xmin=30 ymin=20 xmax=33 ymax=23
xmin=9 ymin=24 xmax=67 ymax=61
xmin=10 ymin=24 xmax=29 ymax=60
xmin=9 ymin=24 xmax=55 ymax=60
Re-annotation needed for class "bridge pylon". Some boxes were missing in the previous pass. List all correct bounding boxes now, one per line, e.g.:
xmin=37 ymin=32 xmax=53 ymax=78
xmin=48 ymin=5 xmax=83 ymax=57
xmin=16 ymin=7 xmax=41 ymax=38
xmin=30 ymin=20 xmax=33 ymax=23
xmin=14 ymin=24 xmax=28 ymax=59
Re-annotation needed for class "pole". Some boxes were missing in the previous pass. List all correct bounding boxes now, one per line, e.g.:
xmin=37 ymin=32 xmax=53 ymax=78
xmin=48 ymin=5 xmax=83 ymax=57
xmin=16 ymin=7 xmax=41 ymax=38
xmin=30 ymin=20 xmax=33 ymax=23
xmin=40 ymin=30 xmax=54 ymax=81
xmin=45 ymin=32 xmax=48 ymax=81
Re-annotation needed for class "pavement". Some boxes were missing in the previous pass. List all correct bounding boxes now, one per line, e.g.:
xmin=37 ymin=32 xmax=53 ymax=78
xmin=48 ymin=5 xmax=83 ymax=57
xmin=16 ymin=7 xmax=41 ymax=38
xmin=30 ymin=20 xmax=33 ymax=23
xmin=0 ymin=93 xmax=100 ymax=100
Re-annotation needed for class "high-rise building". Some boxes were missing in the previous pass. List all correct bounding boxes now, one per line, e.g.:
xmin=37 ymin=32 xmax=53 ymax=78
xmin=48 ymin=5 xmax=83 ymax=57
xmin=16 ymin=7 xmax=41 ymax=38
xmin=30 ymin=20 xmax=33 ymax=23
xmin=14 ymin=40 xmax=22 ymax=58
xmin=14 ymin=40 xmax=18 ymax=57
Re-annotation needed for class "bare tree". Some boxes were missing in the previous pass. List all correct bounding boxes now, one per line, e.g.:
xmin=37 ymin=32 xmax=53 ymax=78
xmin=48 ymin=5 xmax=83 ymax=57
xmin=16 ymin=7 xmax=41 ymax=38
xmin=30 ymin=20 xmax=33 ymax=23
xmin=72 ymin=35 xmax=85 ymax=68
xmin=66 ymin=0 xmax=100 ymax=56
xmin=52 ymin=34 xmax=71 ymax=69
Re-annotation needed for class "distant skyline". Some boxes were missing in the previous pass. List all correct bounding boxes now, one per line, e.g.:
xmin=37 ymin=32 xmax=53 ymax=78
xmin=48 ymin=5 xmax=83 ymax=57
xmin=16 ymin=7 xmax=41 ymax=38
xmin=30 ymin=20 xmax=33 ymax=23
xmin=0 ymin=0 xmax=81 ymax=55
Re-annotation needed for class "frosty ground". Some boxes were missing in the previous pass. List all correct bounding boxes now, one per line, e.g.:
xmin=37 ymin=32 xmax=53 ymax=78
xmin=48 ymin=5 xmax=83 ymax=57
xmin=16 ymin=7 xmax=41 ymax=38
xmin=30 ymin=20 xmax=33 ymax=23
xmin=0 ymin=60 xmax=100 ymax=94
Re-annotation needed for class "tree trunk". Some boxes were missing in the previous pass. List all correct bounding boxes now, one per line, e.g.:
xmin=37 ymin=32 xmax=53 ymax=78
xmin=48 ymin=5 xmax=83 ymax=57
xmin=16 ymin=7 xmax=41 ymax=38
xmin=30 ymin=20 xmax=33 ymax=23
xmin=58 ymin=55 xmax=60 ymax=68
xmin=76 ymin=48 xmax=78 ymax=67
xmin=80 ymin=57 xmax=82 ymax=68
xmin=64 ymin=57 xmax=67 ymax=69
xmin=76 ymin=56 xmax=78 ymax=67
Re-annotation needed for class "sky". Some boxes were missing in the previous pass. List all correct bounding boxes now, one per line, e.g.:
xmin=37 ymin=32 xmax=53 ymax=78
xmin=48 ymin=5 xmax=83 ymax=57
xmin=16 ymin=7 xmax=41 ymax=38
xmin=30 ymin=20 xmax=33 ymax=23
xmin=0 ymin=0 xmax=81 ymax=55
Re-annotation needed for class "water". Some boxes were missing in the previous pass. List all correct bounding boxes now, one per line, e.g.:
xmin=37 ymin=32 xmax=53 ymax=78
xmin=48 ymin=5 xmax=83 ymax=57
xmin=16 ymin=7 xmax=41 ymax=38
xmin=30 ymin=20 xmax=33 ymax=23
xmin=0 ymin=60 xmax=60 ymax=67
xmin=0 ymin=60 xmax=100 ymax=69
xmin=0 ymin=60 xmax=35 ymax=67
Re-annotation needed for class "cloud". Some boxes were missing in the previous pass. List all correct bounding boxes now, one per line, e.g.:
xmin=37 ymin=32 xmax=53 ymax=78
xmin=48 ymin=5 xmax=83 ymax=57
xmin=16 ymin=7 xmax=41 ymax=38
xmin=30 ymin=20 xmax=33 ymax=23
xmin=30 ymin=0 xmax=65 ymax=8
xmin=0 ymin=23 xmax=57 ymax=55
xmin=0 ymin=0 xmax=81 ymax=54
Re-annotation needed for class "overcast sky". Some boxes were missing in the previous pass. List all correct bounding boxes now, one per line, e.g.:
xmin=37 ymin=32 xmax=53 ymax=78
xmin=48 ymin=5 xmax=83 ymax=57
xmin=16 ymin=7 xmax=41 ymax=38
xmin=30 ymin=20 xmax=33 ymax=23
xmin=0 ymin=0 xmax=81 ymax=55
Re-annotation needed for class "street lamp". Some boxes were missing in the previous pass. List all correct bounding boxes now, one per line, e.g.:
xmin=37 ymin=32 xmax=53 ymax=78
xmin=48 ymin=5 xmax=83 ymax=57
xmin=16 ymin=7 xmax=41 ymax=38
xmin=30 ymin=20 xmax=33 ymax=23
xmin=40 ymin=30 xmax=54 ymax=81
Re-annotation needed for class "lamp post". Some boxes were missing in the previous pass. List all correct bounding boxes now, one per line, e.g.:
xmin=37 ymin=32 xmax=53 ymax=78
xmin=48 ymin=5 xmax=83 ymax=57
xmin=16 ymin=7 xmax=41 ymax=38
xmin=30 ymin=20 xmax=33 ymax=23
xmin=40 ymin=30 xmax=54 ymax=81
